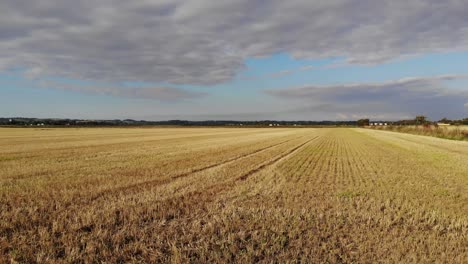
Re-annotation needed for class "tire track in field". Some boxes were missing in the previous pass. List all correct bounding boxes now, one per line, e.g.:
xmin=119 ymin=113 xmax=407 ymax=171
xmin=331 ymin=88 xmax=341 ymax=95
xmin=172 ymin=136 xmax=308 ymax=181
xmin=109 ymin=135 xmax=320 ymax=219
xmin=0 ymin=132 xmax=321 ymax=253
xmin=96 ymin=134 xmax=317 ymax=205
xmin=49 ymin=135 xmax=320 ymax=229
xmin=85 ymin=135 xmax=306 ymax=203
xmin=256 ymin=134 xmax=322 ymax=186
xmin=2 ymin=132 xmax=297 ymax=182
xmin=237 ymin=136 xmax=319 ymax=181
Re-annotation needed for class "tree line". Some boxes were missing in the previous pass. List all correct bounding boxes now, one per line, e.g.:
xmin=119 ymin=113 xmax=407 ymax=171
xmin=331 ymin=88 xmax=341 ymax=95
xmin=357 ymin=116 xmax=468 ymax=127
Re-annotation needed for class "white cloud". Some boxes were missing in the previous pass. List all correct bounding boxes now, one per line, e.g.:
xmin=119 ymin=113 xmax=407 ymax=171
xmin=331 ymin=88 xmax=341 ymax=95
xmin=1 ymin=0 xmax=468 ymax=86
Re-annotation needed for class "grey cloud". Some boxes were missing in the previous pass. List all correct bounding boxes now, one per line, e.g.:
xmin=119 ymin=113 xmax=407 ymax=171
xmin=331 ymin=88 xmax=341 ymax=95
xmin=265 ymin=75 xmax=466 ymax=98
xmin=1 ymin=0 xmax=468 ymax=86
xmin=39 ymin=80 xmax=205 ymax=101
xmin=265 ymin=75 xmax=468 ymax=120
xmin=141 ymin=111 xmax=283 ymax=122
xmin=244 ymin=65 xmax=315 ymax=80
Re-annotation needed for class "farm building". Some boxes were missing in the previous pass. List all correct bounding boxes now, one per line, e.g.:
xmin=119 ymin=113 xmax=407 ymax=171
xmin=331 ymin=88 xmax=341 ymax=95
xmin=370 ymin=122 xmax=388 ymax=126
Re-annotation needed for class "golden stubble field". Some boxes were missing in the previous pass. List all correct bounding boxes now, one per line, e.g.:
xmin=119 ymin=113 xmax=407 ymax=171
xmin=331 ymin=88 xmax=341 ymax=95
xmin=0 ymin=127 xmax=467 ymax=263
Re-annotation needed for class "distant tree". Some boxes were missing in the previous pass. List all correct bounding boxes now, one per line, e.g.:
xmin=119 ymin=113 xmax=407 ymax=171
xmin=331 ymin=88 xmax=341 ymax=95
xmin=438 ymin=117 xmax=451 ymax=124
xmin=357 ymin=119 xmax=370 ymax=127
xmin=415 ymin=115 xmax=427 ymax=125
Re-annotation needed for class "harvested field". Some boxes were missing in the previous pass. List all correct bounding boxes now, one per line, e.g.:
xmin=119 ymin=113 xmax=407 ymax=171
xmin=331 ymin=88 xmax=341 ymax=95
xmin=0 ymin=127 xmax=467 ymax=263
xmin=368 ymin=125 xmax=468 ymax=141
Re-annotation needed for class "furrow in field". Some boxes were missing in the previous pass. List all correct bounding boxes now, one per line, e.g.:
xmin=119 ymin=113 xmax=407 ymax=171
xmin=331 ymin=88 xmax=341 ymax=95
xmin=1 ymin=133 xmax=316 ymax=229
xmin=85 ymin=136 xmax=306 ymax=203
xmin=223 ymin=136 xmax=321 ymax=199
xmin=343 ymin=134 xmax=384 ymax=189
xmin=308 ymin=135 xmax=338 ymax=189
xmin=120 ymin=134 xmax=317 ymax=202
xmin=117 ymin=134 xmax=320 ymax=218
xmin=342 ymin=136 xmax=360 ymax=187
xmin=0 ymin=130 xmax=301 ymax=194
xmin=237 ymin=136 xmax=318 ymax=181
xmin=2 ymin=135 xmax=318 ymax=244
xmin=311 ymin=130 xmax=369 ymax=190
xmin=305 ymin=137 xmax=331 ymax=185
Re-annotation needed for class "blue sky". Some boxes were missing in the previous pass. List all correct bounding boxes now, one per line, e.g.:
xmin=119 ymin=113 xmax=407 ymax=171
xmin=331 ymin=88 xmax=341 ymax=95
xmin=1 ymin=1 xmax=468 ymax=121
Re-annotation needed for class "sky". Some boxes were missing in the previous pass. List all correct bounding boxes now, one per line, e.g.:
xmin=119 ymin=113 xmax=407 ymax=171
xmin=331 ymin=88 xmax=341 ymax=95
xmin=1 ymin=0 xmax=468 ymax=121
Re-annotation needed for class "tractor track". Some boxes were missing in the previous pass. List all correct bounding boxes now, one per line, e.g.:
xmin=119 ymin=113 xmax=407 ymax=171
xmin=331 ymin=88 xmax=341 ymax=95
xmin=237 ymin=136 xmax=319 ymax=181
xmin=100 ymin=135 xmax=322 ymax=222
xmin=82 ymin=135 xmax=308 ymax=204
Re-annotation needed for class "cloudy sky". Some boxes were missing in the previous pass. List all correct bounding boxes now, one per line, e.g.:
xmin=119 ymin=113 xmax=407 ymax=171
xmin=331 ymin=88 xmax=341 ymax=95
xmin=1 ymin=0 xmax=468 ymax=121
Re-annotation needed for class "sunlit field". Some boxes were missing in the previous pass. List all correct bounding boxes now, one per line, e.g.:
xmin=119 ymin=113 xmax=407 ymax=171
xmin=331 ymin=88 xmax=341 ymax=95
xmin=0 ymin=127 xmax=467 ymax=263
xmin=369 ymin=125 xmax=468 ymax=141
xmin=446 ymin=125 xmax=468 ymax=131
